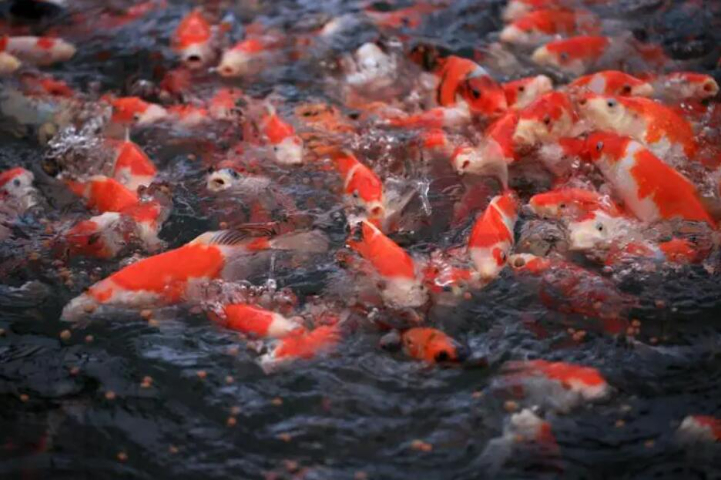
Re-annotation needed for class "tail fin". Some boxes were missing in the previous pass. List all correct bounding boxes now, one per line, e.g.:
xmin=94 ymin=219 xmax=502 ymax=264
xmin=269 ymin=230 xmax=329 ymax=253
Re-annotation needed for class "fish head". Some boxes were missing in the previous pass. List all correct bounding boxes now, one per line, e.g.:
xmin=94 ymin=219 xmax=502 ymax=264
xmin=470 ymin=244 xmax=509 ymax=280
xmin=568 ymin=211 xmax=623 ymax=250
xmin=217 ymin=49 xmax=252 ymax=77
xmin=458 ymin=68 xmax=508 ymax=116
xmin=272 ymin=135 xmax=304 ymax=165
xmin=577 ymin=93 xmax=627 ymax=132
xmin=206 ymin=167 xmax=241 ymax=192
xmin=505 ymin=75 xmax=553 ymax=109
xmin=0 ymin=167 xmax=37 ymax=211
xmin=402 ymin=328 xmax=467 ymax=363
xmin=513 ymin=93 xmax=574 ymax=146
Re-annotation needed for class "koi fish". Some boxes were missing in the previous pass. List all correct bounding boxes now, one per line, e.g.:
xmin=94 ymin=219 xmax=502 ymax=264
xmin=500 ymin=9 xmax=600 ymax=47
xmin=347 ymin=220 xmax=427 ymax=308
xmin=401 ymin=327 xmax=467 ymax=363
xmin=654 ymin=72 xmax=720 ymax=101
xmin=531 ymin=36 xmax=610 ymax=75
xmin=579 ymin=94 xmax=697 ymax=159
xmin=502 ymin=359 xmax=611 ymax=407
xmin=65 ymin=175 xmax=139 ymax=214
xmin=108 ymin=96 xmax=168 ymax=125
xmin=260 ymin=107 xmax=304 ymax=165
xmin=258 ymin=324 xmax=341 ymax=371
xmin=603 ymin=237 xmax=706 ymax=267
xmin=1 ymin=35 xmax=75 ymax=66
xmin=567 ymin=209 xmax=634 ymax=251
xmin=451 ymin=112 xmax=517 ymax=188
xmin=364 ymin=2 xmax=442 ymax=30
xmin=503 ymin=75 xmax=553 ymax=110
xmin=585 ymin=131 xmax=713 ymax=225
xmin=206 ymin=163 xmax=267 ymax=193
xmin=568 ymin=70 xmax=654 ymax=97
xmin=676 ymin=415 xmax=721 ymax=444
xmin=508 ymin=253 xmax=633 ymax=332
xmin=172 ymin=9 xmax=213 ymax=69
xmin=330 ymin=150 xmax=385 ymax=225
xmin=0 ymin=167 xmax=37 ymax=213
xmin=217 ymin=37 xmax=275 ymax=77
xmin=211 ymin=303 xmax=303 ymax=338
xmin=61 ymin=228 xmax=328 ymax=321
xmin=422 ymin=253 xmax=481 ymax=298
xmin=467 ymin=191 xmax=518 ymax=279
xmin=63 ymin=212 xmax=128 ymax=259
xmin=528 ymin=187 xmax=620 ymax=220
xmin=434 ymin=55 xmax=507 ymax=116
xmin=512 ymin=91 xmax=577 ymax=147
xmin=19 ymin=73 xmax=75 ymax=98
xmin=106 ymin=139 xmax=157 ymax=190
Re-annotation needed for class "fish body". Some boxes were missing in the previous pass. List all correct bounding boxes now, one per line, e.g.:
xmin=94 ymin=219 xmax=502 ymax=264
xmin=214 ymin=303 xmax=302 ymax=338
xmin=259 ymin=325 xmax=341 ymax=371
xmin=579 ymin=94 xmax=697 ymax=159
xmin=106 ymin=139 xmax=157 ymax=190
xmin=569 ymin=70 xmax=654 ymax=97
xmin=585 ymin=132 xmax=713 ymax=225
xmin=260 ymin=108 xmax=304 ymax=165
xmin=467 ymin=191 xmax=518 ymax=279
xmin=66 ymin=175 xmax=139 ymax=213
xmin=331 ymin=151 xmax=385 ymax=225
xmin=108 ymin=96 xmax=168 ymax=125
xmin=435 ymin=56 xmax=507 ymax=116
xmin=677 ymin=415 xmax=721 ymax=444
xmin=2 ymin=35 xmax=75 ymax=66
xmin=503 ymin=359 xmax=610 ymax=402
xmin=347 ymin=220 xmax=427 ymax=308
xmin=500 ymin=9 xmax=599 ymax=47
xmin=531 ymin=36 xmax=610 ymax=75
xmin=528 ymin=187 xmax=620 ymax=220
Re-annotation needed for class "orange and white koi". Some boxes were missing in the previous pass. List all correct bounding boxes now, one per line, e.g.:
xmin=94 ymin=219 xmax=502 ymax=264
xmin=106 ymin=139 xmax=157 ymax=190
xmin=364 ymin=2 xmax=442 ymax=30
xmin=258 ymin=324 xmax=342 ymax=371
xmin=654 ymin=72 xmax=720 ymax=101
xmin=63 ymin=212 xmax=129 ymax=259
xmin=207 ymin=88 xmax=245 ymax=121
xmin=18 ymin=73 xmax=75 ymax=98
xmin=0 ymin=167 xmax=37 ymax=213
xmin=260 ymin=107 xmax=304 ymax=165
xmin=568 ymin=70 xmax=654 ymax=97
xmin=211 ymin=303 xmax=303 ymax=338
xmin=108 ymin=96 xmax=168 ymax=125
xmin=567 ymin=209 xmax=634 ymax=251
xmin=330 ymin=150 xmax=385 ymax=225
xmin=500 ymin=9 xmax=600 ymax=47
xmin=217 ymin=37 xmax=277 ymax=77
xmin=676 ymin=415 xmax=721 ymax=444
xmin=434 ymin=56 xmax=507 ymax=116
xmin=61 ymin=228 xmax=327 ymax=320
xmin=585 ymin=131 xmax=713 ymax=225
xmin=451 ymin=112 xmax=518 ymax=188
xmin=528 ymin=187 xmax=620 ymax=219
xmin=422 ymin=253 xmax=481 ymax=298
xmin=347 ymin=220 xmax=427 ymax=308
xmin=579 ymin=94 xmax=697 ymax=159
xmin=513 ymin=91 xmax=577 ymax=147
xmin=502 ymin=359 xmax=611 ymax=404
xmin=509 ymin=253 xmax=633 ymax=333
xmin=401 ymin=327 xmax=467 ymax=363
xmin=1 ymin=35 xmax=75 ymax=66
xmin=172 ymin=9 xmax=214 ymax=69
xmin=503 ymin=75 xmax=553 ymax=110
xmin=603 ymin=237 xmax=706 ymax=267
xmin=66 ymin=175 xmax=139 ymax=214
xmin=467 ymin=191 xmax=518 ymax=279
xmin=531 ymin=36 xmax=610 ymax=75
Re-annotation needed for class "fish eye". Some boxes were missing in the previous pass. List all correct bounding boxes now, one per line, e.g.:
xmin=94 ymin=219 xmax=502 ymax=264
xmin=13 ymin=179 xmax=21 ymax=187
xmin=559 ymin=203 xmax=566 ymax=209
xmin=513 ymin=256 xmax=526 ymax=268
xmin=559 ymin=52 xmax=569 ymax=61
xmin=596 ymin=223 xmax=604 ymax=232
xmin=230 ymin=170 xmax=240 ymax=179
xmin=518 ymin=85 xmax=525 ymax=92
xmin=133 ymin=113 xmax=141 ymax=121
xmin=621 ymin=85 xmax=632 ymax=94
xmin=470 ymin=86 xmax=481 ymax=99
xmin=596 ymin=141 xmax=604 ymax=152
xmin=606 ymin=99 xmax=617 ymax=108
xmin=542 ymin=114 xmax=551 ymax=126
xmin=435 ymin=350 xmax=450 ymax=362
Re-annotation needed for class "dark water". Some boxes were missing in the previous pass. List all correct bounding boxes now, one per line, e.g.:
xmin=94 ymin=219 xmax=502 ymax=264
xmin=2 ymin=1 xmax=721 ymax=479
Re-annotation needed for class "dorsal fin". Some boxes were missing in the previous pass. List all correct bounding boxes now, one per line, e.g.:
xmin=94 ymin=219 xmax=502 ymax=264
xmin=192 ymin=227 xmax=275 ymax=246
